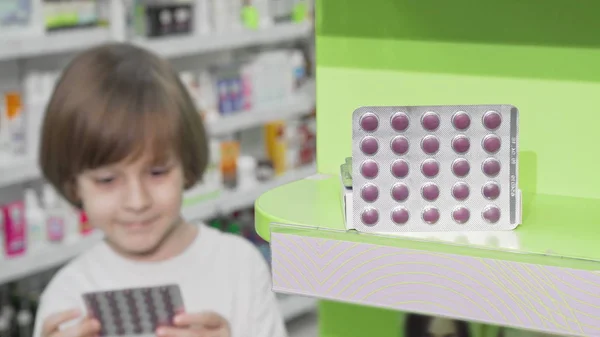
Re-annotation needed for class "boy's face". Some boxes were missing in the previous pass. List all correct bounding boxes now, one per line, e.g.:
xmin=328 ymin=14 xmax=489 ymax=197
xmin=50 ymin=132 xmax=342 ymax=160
xmin=76 ymin=151 xmax=185 ymax=257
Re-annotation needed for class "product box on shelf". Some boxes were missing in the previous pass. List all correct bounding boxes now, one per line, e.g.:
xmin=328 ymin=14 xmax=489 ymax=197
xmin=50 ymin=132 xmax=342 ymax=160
xmin=129 ymin=0 xmax=194 ymax=38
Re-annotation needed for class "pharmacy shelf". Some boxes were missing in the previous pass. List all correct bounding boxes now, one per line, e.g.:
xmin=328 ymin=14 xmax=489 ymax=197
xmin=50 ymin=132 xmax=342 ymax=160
xmin=0 ymin=164 xmax=316 ymax=285
xmin=277 ymin=294 xmax=318 ymax=321
xmin=0 ymin=27 xmax=111 ymax=61
xmin=135 ymin=22 xmax=312 ymax=59
xmin=0 ymin=21 xmax=312 ymax=61
xmin=255 ymin=175 xmax=600 ymax=337
xmin=182 ymin=164 xmax=317 ymax=221
xmin=0 ymin=90 xmax=315 ymax=189
xmin=208 ymin=80 xmax=316 ymax=137
xmin=0 ymin=231 xmax=104 ymax=285
xmin=0 ymin=156 xmax=41 ymax=188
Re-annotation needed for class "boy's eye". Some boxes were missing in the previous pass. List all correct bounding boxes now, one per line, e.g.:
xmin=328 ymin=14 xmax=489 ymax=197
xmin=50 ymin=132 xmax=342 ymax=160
xmin=95 ymin=177 xmax=115 ymax=184
xmin=150 ymin=167 xmax=169 ymax=176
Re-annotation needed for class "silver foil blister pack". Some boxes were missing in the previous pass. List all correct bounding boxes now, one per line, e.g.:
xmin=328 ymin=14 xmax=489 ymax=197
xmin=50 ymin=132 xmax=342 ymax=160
xmin=351 ymin=105 xmax=521 ymax=233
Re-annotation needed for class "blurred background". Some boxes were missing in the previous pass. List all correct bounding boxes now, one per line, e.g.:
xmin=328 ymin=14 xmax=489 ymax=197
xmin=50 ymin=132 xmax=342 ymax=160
xmin=0 ymin=0 xmax=317 ymax=335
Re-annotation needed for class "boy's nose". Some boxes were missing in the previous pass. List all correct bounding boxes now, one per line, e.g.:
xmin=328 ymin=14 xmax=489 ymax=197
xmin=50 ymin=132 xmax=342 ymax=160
xmin=123 ymin=180 xmax=152 ymax=212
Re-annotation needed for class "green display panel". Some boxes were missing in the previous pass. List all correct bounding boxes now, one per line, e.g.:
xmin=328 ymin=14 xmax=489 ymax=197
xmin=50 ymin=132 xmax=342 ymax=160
xmin=319 ymin=301 xmax=485 ymax=337
xmin=314 ymin=0 xmax=600 ymax=335
xmin=316 ymin=0 xmax=600 ymax=199
xmin=316 ymin=0 xmax=600 ymax=50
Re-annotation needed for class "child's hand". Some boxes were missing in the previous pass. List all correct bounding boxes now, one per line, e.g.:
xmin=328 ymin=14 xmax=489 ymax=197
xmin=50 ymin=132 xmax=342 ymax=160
xmin=41 ymin=308 xmax=101 ymax=337
xmin=156 ymin=312 xmax=231 ymax=337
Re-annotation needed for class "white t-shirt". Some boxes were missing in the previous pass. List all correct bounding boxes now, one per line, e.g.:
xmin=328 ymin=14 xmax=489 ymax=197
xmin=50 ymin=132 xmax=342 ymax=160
xmin=32 ymin=223 xmax=288 ymax=337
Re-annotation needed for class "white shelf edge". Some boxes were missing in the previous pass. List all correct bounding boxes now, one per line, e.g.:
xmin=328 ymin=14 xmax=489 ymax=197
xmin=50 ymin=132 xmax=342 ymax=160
xmin=208 ymin=80 xmax=316 ymax=137
xmin=277 ymin=295 xmax=318 ymax=322
xmin=0 ymin=231 xmax=104 ymax=285
xmin=182 ymin=164 xmax=317 ymax=221
xmin=0 ymin=27 xmax=112 ymax=61
xmin=134 ymin=22 xmax=312 ymax=59
xmin=0 ymin=21 xmax=312 ymax=61
xmin=0 ymin=156 xmax=41 ymax=188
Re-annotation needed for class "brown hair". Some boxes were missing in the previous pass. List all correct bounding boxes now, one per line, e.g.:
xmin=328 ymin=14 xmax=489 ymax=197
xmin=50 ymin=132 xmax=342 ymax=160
xmin=39 ymin=42 xmax=209 ymax=207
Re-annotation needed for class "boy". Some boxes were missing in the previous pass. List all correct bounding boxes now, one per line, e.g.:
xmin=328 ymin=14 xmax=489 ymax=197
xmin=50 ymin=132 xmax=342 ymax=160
xmin=32 ymin=43 xmax=288 ymax=337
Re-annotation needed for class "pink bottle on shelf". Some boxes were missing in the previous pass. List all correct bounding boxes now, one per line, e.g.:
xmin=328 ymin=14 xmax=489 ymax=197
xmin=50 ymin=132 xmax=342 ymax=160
xmin=2 ymin=201 xmax=27 ymax=257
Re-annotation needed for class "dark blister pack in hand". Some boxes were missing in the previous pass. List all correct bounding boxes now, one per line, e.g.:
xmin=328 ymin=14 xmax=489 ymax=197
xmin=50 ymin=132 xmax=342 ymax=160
xmin=83 ymin=284 xmax=185 ymax=336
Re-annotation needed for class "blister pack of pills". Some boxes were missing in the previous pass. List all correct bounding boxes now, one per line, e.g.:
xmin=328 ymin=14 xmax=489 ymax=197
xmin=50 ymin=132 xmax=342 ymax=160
xmin=83 ymin=284 xmax=185 ymax=336
xmin=352 ymin=105 xmax=521 ymax=233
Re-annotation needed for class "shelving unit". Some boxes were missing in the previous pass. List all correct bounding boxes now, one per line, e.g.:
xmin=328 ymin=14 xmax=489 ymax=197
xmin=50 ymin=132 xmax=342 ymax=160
xmin=0 ymin=165 xmax=319 ymax=321
xmin=136 ymin=22 xmax=312 ymax=59
xmin=0 ymin=19 xmax=311 ymax=62
xmin=0 ymin=164 xmax=317 ymax=284
xmin=182 ymin=164 xmax=316 ymax=221
xmin=0 ymin=0 xmax=318 ymax=330
xmin=0 ymin=231 xmax=104 ymax=285
xmin=208 ymin=80 xmax=315 ymax=137
xmin=0 ymin=82 xmax=315 ymax=189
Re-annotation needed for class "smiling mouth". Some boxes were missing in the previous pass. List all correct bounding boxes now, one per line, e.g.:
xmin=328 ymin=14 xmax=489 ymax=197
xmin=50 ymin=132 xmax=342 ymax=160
xmin=121 ymin=217 xmax=158 ymax=229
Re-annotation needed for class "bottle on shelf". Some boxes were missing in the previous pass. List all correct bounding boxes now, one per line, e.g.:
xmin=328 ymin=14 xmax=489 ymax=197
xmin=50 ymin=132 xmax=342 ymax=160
xmin=42 ymin=185 xmax=65 ymax=243
xmin=1 ymin=200 xmax=27 ymax=258
xmin=289 ymin=49 xmax=306 ymax=89
xmin=24 ymin=188 xmax=45 ymax=255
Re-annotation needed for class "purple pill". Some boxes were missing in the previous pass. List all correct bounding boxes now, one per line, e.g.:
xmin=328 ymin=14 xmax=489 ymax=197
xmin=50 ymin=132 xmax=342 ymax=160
xmin=452 ymin=111 xmax=471 ymax=130
xmin=421 ymin=159 xmax=439 ymax=178
xmin=421 ymin=183 xmax=440 ymax=201
xmin=361 ymin=184 xmax=379 ymax=202
xmin=361 ymin=208 xmax=379 ymax=226
xmin=391 ymin=207 xmax=410 ymax=225
xmin=452 ymin=158 xmax=470 ymax=177
xmin=452 ymin=206 xmax=470 ymax=224
xmin=360 ymin=136 xmax=379 ymax=155
xmin=391 ymin=183 xmax=409 ymax=202
xmin=482 ymin=158 xmax=501 ymax=177
xmin=391 ymin=136 xmax=410 ymax=155
xmin=482 ymin=181 xmax=501 ymax=200
xmin=482 ymin=134 xmax=501 ymax=154
xmin=421 ymin=112 xmax=440 ymax=131
xmin=360 ymin=113 xmax=379 ymax=132
xmin=452 ymin=182 xmax=470 ymax=200
xmin=422 ymin=207 xmax=440 ymax=224
xmin=421 ymin=135 xmax=440 ymax=154
xmin=391 ymin=112 xmax=409 ymax=132
xmin=361 ymin=160 xmax=379 ymax=178
xmin=452 ymin=135 xmax=470 ymax=154
xmin=482 ymin=205 xmax=501 ymax=224
xmin=483 ymin=111 xmax=502 ymax=130
xmin=391 ymin=159 xmax=409 ymax=178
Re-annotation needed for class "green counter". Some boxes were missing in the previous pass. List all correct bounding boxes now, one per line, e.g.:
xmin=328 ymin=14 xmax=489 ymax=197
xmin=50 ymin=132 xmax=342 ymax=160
xmin=255 ymin=0 xmax=600 ymax=336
